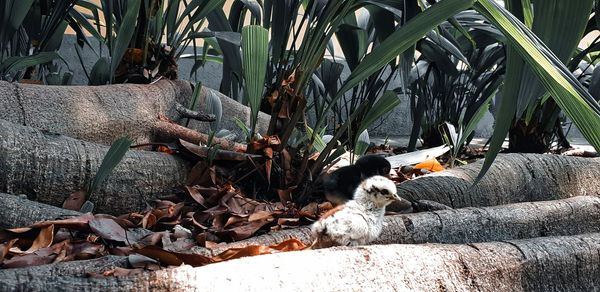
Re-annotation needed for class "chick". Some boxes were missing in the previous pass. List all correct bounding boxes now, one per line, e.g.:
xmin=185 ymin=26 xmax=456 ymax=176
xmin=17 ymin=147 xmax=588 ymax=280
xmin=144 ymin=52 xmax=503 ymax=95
xmin=322 ymin=154 xmax=391 ymax=206
xmin=311 ymin=175 xmax=400 ymax=248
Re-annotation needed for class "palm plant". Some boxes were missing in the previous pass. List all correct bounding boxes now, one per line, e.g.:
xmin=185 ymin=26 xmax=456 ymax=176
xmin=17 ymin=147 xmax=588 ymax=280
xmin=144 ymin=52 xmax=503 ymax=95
xmin=0 ymin=0 xmax=77 ymax=83
xmin=205 ymin=1 xmax=406 ymax=202
xmin=73 ymin=0 xmax=224 ymax=84
xmin=497 ymin=0 xmax=595 ymax=153
xmin=407 ymin=13 xmax=505 ymax=149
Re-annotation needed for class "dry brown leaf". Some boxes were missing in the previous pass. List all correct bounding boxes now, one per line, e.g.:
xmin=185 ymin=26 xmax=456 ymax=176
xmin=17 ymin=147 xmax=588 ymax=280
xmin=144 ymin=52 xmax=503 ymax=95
xmin=23 ymin=224 xmax=55 ymax=254
xmin=0 ymin=239 xmax=17 ymax=262
xmin=89 ymin=218 xmax=128 ymax=243
xmin=248 ymin=210 xmax=275 ymax=222
xmin=223 ymin=215 xmax=247 ymax=228
xmin=216 ymin=219 xmax=269 ymax=241
xmin=62 ymin=190 xmax=87 ymax=211
xmin=141 ymin=213 xmax=157 ymax=229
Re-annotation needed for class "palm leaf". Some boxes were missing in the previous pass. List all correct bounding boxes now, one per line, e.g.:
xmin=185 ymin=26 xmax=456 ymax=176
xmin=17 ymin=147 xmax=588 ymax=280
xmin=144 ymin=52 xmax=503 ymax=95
xmin=473 ymin=0 xmax=600 ymax=181
xmin=241 ymin=25 xmax=269 ymax=138
xmin=87 ymin=136 xmax=132 ymax=196
xmin=110 ymin=0 xmax=141 ymax=81
xmin=316 ymin=0 xmax=475 ymax=132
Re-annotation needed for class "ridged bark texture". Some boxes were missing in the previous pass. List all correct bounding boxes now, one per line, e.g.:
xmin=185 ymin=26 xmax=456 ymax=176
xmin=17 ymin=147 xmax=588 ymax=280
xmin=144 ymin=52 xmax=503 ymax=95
xmin=389 ymin=153 xmax=600 ymax=210
xmin=0 ymin=119 xmax=189 ymax=215
xmin=2 ymin=234 xmax=600 ymax=291
xmin=0 ymin=80 xmax=269 ymax=145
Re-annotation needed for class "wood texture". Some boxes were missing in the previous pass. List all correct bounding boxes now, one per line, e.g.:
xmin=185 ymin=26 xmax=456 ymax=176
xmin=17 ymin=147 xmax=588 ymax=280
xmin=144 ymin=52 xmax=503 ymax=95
xmin=0 ymin=119 xmax=189 ymax=215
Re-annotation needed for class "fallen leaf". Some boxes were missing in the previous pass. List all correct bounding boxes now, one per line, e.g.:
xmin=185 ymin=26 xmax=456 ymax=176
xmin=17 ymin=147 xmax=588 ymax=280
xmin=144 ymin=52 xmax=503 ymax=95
xmin=216 ymin=219 xmax=269 ymax=241
xmin=248 ymin=210 xmax=274 ymax=222
xmin=213 ymin=239 xmax=307 ymax=262
xmin=89 ymin=218 xmax=128 ymax=243
xmin=21 ymin=225 xmax=55 ymax=254
xmin=2 ymin=247 xmax=57 ymax=268
xmin=223 ymin=216 xmax=247 ymax=228
xmin=0 ymin=239 xmax=17 ymax=262
xmin=414 ymin=158 xmax=444 ymax=172
xmin=128 ymin=253 xmax=160 ymax=269
xmin=62 ymin=190 xmax=87 ymax=211
xmin=264 ymin=147 xmax=273 ymax=183
xmin=134 ymin=246 xmax=214 ymax=267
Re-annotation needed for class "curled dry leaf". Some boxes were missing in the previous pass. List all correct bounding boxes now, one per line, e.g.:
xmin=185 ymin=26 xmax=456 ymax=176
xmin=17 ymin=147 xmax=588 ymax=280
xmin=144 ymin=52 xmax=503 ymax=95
xmin=213 ymin=238 xmax=307 ymax=262
xmin=89 ymin=218 xmax=129 ymax=243
xmin=17 ymin=224 xmax=55 ymax=254
xmin=134 ymin=245 xmax=214 ymax=267
xmin=215 ymin=219 xmax=270 ymax=242
xmin=62 ymin=190 xmax=87 ymax=211
xmin=0 ymin=239 xmax=17 ymax=262
xmin=414 ymin=158 xmax=445 ymax=172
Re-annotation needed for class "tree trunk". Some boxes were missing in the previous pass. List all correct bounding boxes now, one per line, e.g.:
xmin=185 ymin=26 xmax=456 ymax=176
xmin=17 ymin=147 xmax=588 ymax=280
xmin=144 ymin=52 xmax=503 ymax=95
xmin=389 ymin=153 xmax=600 ymax=211
xmin=205 ymin=196 xmax=600 ymax=254
xmin=0 ymin=193 xmax=81 ymax=229
xmin=0 ymin=80 xmax=269 ymax=145
xmin=0 ymin=256 xmax=129 ymax=284
xmin=3 ymin=233 xmax=600 ymax=291
xmin=0 ymin=119 xmax=189 ymax=215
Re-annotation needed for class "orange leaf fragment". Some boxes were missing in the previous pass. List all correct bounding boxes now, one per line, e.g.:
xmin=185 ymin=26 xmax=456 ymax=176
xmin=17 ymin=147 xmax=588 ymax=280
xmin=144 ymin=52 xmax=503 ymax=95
xmin=414 ymin=158 xmax=444 ymax=172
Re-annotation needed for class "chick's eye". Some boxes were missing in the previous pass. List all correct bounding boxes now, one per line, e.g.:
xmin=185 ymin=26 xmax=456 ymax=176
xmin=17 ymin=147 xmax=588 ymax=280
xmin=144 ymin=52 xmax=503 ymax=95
xmin=381 ymin=189 xmax=389 ymax=195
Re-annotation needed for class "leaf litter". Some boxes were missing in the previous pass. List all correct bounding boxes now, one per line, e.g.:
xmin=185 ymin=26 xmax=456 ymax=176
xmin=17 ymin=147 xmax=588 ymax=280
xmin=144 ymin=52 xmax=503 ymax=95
xmin=0 ymin=139 xmax=443 ymax=276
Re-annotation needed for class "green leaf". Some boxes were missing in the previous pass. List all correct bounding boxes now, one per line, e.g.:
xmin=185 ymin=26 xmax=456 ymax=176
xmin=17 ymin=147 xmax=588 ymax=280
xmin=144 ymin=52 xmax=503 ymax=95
xmin=460 ymin=92 xmax=493 ymax=147
xmin=233 ymin=117 xmax=251 ymax=140
xmin=0 ymin=0 xmax=35 ymax=43
xmin=110 ymin=0 xmax=141 ymax=81
xmin=1 ymin=52 xmax=62 ymax=74
xmin=354 ymin=129 xmax=370 ymax=156
xmin=317 ymin=0 xmax=475 ymax=132
xmin=87 ymin=136 xmax=132 ymax=196
xmin=474 ymin=0 xmax=600 ymax=181
xmin=205 ymin=88 xmax=223 ymax=132
xmin=241 ymin=25 xmax=269 ymax=138
xmin=89 ymin=57 xmax=110 ymax=85
xmin=336 ymin=0 xmax=475 ymax=99
xmin=305 ymin=124 xmax=327 ymax=153
xmin=514 ymin=0 xmax=593 ymax=117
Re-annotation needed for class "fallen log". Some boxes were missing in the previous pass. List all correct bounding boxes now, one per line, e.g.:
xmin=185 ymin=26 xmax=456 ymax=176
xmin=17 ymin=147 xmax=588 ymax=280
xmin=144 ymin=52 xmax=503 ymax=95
xmin=206 ymin=196 xmax=600 ymax=254
xmin=389 ymin=153 xmax=600 ymax=211
xmin=0 ymin=193 xmax=81 ymax=229
xmin=0 ymin=80 xmax=270 ymax=145
xmin=0 ymin=119 xmax=189 ymax=215
xmin=0 ymin=256 xmax=129 ymax=284
xmin=3 ymin=233 xmax=600 ymax=291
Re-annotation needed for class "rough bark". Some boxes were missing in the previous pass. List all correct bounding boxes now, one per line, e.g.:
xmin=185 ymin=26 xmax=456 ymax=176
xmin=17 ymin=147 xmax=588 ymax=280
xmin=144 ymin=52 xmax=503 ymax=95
xmin=203 ymin=196 xmax=600 ymax=255
xmin=0 ymin=119 xmax=189 ymax=215
xmin=3 ymin=233 xmax=600 ymax=291
xmin=0 ymin=256 xmax=129 ymax=287
xmin=0 ymin=80 xmax=269 ymax=145
xmin=153 ymin=120 xmax=247 ymax=152
xmin=0 ymin=193 xmax=81 ymax=229
xmin=389 ymin=153 xmax=600 ymax=211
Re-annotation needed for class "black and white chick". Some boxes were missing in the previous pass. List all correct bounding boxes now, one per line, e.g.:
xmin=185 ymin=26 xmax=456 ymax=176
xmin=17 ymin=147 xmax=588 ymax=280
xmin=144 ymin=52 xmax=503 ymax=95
xmin=322 ymin=154 xmax=391 ymax=206
xmin=310 ymin=175 xmax=400 ymax=248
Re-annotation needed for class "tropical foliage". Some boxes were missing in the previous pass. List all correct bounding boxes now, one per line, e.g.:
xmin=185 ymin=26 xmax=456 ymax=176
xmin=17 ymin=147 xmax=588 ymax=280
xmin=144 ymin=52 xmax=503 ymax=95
xmin=1 ymin=0 xmax=600 ymax=196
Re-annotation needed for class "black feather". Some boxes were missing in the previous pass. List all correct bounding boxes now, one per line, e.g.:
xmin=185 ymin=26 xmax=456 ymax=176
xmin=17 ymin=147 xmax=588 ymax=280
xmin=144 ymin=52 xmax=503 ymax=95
xmin=322 ymin=155 xmax=391 ymax=204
